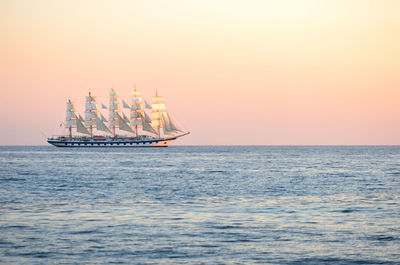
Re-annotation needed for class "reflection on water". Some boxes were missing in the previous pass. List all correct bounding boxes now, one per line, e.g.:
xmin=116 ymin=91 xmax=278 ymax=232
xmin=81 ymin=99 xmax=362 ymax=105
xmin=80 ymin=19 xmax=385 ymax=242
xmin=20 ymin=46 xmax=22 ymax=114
xmin=0 ymin=146 xmax=399 ymax=264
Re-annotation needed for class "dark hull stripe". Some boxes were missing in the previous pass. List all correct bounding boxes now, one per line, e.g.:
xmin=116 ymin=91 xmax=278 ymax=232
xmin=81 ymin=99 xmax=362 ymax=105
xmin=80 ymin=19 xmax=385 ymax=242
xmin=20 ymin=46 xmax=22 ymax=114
xmin=47 ymin=140 xmax=171 ymax=147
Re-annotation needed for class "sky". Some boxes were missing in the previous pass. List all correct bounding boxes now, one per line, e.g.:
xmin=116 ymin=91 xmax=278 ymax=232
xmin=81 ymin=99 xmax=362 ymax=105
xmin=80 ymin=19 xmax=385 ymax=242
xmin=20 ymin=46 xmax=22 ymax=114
xmin=0 ymin=0 xmax=399 ymax=145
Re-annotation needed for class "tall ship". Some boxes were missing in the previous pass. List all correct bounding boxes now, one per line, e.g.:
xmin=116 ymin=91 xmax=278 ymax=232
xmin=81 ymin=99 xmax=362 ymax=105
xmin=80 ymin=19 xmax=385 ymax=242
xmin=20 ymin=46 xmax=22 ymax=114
xmin=47 ymin=88 xmax=189 ymax=147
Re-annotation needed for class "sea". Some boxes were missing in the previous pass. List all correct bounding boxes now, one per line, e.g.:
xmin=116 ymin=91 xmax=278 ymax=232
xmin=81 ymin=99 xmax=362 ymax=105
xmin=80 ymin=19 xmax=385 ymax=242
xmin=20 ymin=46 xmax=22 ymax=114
xmin=0 ymin=146 xmax=399 ymax=264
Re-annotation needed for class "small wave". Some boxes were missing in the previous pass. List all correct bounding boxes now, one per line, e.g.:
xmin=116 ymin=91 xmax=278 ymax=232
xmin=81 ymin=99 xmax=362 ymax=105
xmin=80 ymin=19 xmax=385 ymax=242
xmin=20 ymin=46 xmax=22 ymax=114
xmin=70 ymin=229 xmax=101 ymax=235
xmin=329 ymin=208 xmax=359 ymax=213
xmin=220 ymin=238 xmax=256 ymax=243
xmin=288 ymin=257 xmax=395 ymax=264
xmin=1 ymin=225 xmax=30 ymax=229
xmin=205 ymin=170 xmax=227 ymax=173
xmin=17 ymin=171 xmax=38 ymax=176
xmin=119 ymin=161 xmax=135 ymax=166
xmin=0 ymin=239 xmax=10 ymax=245
xmin=341 ymin=209 xmax=357 ymax=213
xmin=0 ymin=177 xmax=26 ymax=182
xmin=211 ymin=225 xmax=241 ymax=230
xmin=368 ymin=235 xmax=398 ymax=242
xmin=169 ymin=217 xmax=184 ymax=220
xmin=16 ymin=251 xmax=58 ymax=258
xmin=199 ymin=244 xmax=219 ymax=248
xmin=377 ymin=236 xmax=397 ymax=241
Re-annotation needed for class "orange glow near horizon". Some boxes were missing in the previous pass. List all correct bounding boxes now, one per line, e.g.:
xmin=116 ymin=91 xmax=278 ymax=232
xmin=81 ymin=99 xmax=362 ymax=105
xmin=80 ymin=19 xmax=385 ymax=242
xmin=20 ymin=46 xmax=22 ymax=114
xmin=0 ymin=0 xmax=399 ymax=145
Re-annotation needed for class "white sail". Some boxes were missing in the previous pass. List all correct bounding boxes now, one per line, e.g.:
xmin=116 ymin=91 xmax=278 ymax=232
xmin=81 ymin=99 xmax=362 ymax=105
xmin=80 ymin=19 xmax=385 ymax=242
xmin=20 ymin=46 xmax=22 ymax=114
xmin=144 ymin=100 xmax=152 ymax=109
xmin=130 ymin=89 xmax=144 ymax=135
xmin=122 ymin=99 xmax=130 ymax=109
xmin=100 ymin=113 xmax=107 ymax=123
xmin=161 ymin=113 xmax=172 ymax=131
xmin=152 ymin=103 xmax=166 ymax=111
xmin=67 ymin=103 xmax=74 ymax=111
xmin=109 ymin=112 xmax=119 ymax=120
xmin=109 ymin=112 xmax=118 ymax=126
xmin=130 ymin=112 xmax=139 ymax=119
xmin=151 ymin=94 xmax=166 ymax=131
xmin=66 ymin=99 xmax=90 ymax=135
xmin=86 ymin=103 xmax=97 ymax=111
xmin=85 ymin=112 xmax=97 ymax=119
xmin=66 ymin=111 xmax=76 ymax=119
xmin=166 ymin=112 xmax=183 ymax=132
xmin=86 ymin=96 xmax=95 ymax=102
xmin=122 ymin=112 xmax=130 ymax=123
xmin=110 ymin=103 xmax=119 ymax=111
xmin=65 ymin=100 xmax=77 ymax=137
xmin=163 ymin=125 xmax=173 ymax=135
xmin=76 ymin=115 xmax=90 ymax=135
xmin=144 ymin=111 xmax=152 ymax=123
xmin=150 ymin=92 xmax=185 ymax=137
xmin=65 ymin=119 xmax=76 ymax=128
xmin=131 ymin=90 xmax=143 ymax=108
xmin=117 ymin=113 xmax=134 ymax=133
xmin=130 ymin=110 xmax=143 ymax=127
xmin=109 ymin=88 xmax=120 ymax=135
xmin=131 ymin=104 xmax=142 ymax=111
xmin=151 ymin=113 xmax=161 ymax=128
xmin=52 ymin=90 xmax=189 ymax=146
xmin=161 ymin=113 xmax=180 ymax=134
xmin=141 ymin=113 xmax=157 ymax=134
xmin=144 ymin=124 xmax=157 ymax=135
xmin=84 ymin=92 xmax=100 ymax=136
xmin=95 ymin=115 xmax=112 ymax=134
xmin=85 ymin=119 xmax=96 ymax=126
xmin=131 ymin=120 xmax=141 ymax=126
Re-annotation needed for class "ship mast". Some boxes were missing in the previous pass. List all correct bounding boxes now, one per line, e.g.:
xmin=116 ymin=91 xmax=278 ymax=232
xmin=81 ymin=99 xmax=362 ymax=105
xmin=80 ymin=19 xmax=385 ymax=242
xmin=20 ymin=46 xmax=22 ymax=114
xmin=150 ymin=90 xmax=183 ymax=138
xmin=85 ymin=92 xmax=99 ymax=137
xmin=89 ymin=92 xmax=92 ymax=136
xmin=109 ymin=88 xmax=119 ymax=138
xmin=130 ymin=88 xmax=143 ymax=137
xmin=157 ymin=93 xmax=161 ymax=139
xmin=151 ymin=90 xmax=165 ymax=139
xmin=65 ymin=99 xmax=76 ymax=138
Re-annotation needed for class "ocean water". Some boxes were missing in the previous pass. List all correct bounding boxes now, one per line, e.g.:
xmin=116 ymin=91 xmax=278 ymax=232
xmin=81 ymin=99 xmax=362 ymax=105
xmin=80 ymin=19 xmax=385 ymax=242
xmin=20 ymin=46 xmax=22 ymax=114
xmin=0 ymin=146 xmax=399 ymax=264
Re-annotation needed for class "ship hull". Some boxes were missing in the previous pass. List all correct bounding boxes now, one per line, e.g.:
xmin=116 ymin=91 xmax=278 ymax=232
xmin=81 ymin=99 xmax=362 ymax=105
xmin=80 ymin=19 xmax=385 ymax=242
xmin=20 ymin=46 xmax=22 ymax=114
xmin=47 ymin=138 xmax=173 ymax=147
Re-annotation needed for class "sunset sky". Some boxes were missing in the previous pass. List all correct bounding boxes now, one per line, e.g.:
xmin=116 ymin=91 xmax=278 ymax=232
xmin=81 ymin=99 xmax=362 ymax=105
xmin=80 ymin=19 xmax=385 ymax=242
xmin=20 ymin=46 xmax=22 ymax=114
xmin=1 ymin=0 xmax=399 ymax=145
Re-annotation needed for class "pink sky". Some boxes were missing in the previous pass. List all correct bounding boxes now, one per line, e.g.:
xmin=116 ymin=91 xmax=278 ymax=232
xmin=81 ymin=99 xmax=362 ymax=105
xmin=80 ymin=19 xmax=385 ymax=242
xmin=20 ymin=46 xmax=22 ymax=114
xmin=0 ymin=0 xmax=399 ymax=145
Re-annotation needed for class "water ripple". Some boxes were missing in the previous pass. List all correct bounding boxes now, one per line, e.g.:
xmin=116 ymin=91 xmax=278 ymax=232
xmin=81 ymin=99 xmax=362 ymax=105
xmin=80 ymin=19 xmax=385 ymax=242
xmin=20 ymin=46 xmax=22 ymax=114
xmin=0 ymin=146 xmax=399 ymax=264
